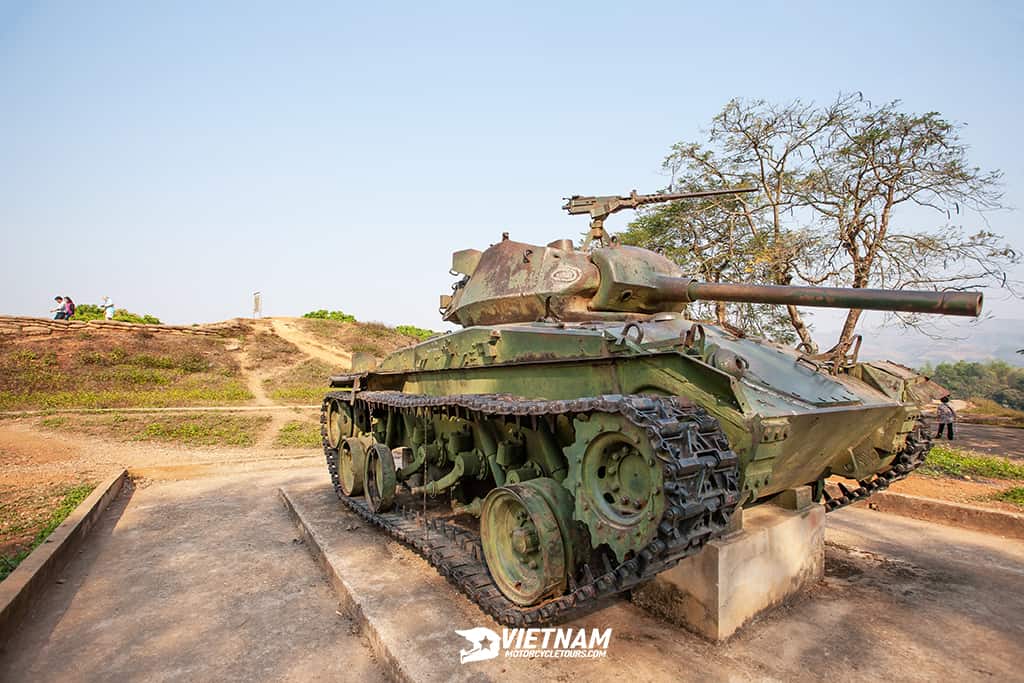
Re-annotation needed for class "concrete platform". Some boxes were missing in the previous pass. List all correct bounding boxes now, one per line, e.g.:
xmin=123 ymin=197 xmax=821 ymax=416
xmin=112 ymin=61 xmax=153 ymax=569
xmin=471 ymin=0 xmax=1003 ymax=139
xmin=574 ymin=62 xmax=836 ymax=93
xmin=281 ymin=480 xmax=1024 ymax=682
xmin=634 ymin=497 xmax=825 ymax=640
xmin=280 ymin=484 xmax=671 ymax=682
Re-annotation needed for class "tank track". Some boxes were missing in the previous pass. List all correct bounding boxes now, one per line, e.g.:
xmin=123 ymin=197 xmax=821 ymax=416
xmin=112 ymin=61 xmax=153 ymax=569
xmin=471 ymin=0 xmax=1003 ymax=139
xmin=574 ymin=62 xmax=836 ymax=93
xmin=821 ymin=419 xmax=932 ymax=514
xmin=321 ymin=390 xmax=740 ymax=626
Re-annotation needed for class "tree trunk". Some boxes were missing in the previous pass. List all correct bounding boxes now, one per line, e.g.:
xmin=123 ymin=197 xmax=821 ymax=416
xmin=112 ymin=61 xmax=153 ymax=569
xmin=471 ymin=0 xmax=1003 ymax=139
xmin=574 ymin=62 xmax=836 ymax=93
xmin=832 ymin=308 xmax=863 ymax=368
xmin=786 ymin=304 xmax=818 ymax=353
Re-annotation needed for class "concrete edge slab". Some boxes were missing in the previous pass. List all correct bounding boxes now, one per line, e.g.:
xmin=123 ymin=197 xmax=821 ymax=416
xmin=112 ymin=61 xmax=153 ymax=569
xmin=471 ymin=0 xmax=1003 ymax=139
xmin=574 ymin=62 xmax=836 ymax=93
xmin=0 ymin=468 xmax=128 ymax=641
xmin=863 ymin=491 xmax=1024 ymax=539
xmin=278 ymin=487 xmax=409 ymax=683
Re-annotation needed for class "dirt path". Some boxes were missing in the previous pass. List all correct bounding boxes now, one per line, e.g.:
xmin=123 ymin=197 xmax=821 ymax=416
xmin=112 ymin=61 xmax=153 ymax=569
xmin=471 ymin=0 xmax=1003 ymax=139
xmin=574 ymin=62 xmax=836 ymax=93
xmin=237 ymin=332 xmax=295 ymax=449
xmin=269 ymin=318 xmax=352 ymax=370
xmin=0 ymin=421 xmax=320 ymax=489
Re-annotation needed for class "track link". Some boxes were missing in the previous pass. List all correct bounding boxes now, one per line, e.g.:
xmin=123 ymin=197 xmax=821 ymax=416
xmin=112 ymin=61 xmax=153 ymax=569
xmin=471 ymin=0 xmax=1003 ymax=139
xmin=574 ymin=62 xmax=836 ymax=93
xmin=822 ymin=418 xmax=932 ymax=513
xmin=321 ymin=390 xmax=740 ymax=626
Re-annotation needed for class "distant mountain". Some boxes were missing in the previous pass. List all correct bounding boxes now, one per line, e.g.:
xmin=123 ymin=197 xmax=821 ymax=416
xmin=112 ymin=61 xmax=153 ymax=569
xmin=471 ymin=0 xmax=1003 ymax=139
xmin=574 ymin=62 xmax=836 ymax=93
xmin=856 ymin=318 xmax=1024 ymax=368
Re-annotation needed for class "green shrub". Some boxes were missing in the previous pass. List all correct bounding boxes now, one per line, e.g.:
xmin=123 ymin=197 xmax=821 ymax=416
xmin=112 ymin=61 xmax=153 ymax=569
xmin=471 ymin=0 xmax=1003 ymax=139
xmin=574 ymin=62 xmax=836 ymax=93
xmin=303 ymin=310 xmax=356 ymax=323
xmin=71 ymin=306 xmax=161 ymax=324
xmin=395 ymin=324 xmax=436 ymax=341
xmin=112 ymin=309 xmax=162 ymax=325
xmin=71 ymin=304 xmax=105 ymax=321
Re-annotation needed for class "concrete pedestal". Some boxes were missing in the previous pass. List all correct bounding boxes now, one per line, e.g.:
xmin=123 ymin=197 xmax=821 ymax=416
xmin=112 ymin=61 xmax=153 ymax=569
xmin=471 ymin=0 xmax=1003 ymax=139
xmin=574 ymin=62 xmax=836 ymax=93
xmin=633 ymin=490 xmax=824 ymax=641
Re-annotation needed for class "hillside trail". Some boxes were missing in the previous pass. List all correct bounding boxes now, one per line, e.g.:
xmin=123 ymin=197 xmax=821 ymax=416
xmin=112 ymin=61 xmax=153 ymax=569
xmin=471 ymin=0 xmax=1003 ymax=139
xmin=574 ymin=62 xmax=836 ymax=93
xmin=269 ymin=317 xmax=353 ymax=370
xmin=240 ymin=319 xmax=305 ymax=449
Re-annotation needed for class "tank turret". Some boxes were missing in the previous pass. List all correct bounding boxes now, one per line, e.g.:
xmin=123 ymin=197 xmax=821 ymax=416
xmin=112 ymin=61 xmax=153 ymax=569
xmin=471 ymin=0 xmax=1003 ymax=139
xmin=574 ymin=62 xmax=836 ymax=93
xmin=441 ymin=189 xmax=982 ymax=326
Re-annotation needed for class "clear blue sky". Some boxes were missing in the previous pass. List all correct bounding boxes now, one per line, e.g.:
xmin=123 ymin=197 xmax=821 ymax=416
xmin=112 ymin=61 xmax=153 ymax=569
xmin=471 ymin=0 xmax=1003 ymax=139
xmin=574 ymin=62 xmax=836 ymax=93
xmin=2 ymin=0 xmax=1022 ymax=339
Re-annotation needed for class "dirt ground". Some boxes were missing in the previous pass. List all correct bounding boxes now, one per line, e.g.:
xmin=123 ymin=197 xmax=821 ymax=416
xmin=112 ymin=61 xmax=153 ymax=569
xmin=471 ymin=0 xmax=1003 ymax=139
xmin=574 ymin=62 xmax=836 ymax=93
xmin=1 ymin=318 xmax=1022 ymax=679
xmin=2 ymin=463 xmax=1021 ymax=682
xmin=0 ymin=317 xmax=343 ymax=560
xmin=889 ymin=473 xmax=1023 ymax=512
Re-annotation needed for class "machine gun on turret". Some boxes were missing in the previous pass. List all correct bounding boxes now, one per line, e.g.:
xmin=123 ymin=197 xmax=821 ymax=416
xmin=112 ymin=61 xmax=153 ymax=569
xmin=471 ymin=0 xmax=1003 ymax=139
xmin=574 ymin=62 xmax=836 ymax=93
xmin=563 ymin=187 xmax=757 ymax=248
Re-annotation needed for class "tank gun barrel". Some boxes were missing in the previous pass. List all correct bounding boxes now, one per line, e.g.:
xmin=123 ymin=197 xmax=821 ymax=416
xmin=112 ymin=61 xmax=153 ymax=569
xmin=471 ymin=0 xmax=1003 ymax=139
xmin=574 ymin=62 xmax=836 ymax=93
xmin=656 ymin=278 xmax=983 ymax=317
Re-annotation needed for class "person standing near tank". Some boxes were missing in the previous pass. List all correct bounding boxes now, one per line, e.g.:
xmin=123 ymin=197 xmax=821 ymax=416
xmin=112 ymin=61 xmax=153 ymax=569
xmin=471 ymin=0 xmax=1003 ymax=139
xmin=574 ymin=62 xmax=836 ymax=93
xmin=936 ymin=396 xmax=957 ymax=440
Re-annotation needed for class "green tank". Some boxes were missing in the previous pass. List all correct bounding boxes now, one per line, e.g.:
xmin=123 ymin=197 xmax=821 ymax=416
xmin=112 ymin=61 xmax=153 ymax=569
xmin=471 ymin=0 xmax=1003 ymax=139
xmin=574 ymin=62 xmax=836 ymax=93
xmin=321 ymin=187 xmax=980 ymax=626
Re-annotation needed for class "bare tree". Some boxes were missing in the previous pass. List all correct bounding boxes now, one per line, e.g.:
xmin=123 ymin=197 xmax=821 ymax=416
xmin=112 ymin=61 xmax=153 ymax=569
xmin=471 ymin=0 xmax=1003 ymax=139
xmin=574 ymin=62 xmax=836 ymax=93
xmin=622 ymin=96 xmax=1019 ymax=361
xmin=799 ymin=99 xmax=1017 ymax=363
xmin=645 ymin=96 xmax=859 ymax=351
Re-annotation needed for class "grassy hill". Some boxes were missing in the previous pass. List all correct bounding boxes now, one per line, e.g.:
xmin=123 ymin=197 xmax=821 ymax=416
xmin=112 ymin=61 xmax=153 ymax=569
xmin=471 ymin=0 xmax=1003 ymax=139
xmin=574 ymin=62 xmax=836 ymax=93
xmin=0 ymin=317 xmax=422 ymax=411
xmin=0 ymin=327 xmax=251 ymax=410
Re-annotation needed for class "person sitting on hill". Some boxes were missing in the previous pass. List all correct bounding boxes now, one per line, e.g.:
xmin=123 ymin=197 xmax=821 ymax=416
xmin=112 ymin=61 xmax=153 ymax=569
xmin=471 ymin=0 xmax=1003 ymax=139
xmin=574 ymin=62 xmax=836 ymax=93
xmin=50 ymin=296 xmax=66 ymax=320
xmin=63 ymin=296 xmax=76 ymax=319
xmin=936 ymin=396 xmax=957 ymax=440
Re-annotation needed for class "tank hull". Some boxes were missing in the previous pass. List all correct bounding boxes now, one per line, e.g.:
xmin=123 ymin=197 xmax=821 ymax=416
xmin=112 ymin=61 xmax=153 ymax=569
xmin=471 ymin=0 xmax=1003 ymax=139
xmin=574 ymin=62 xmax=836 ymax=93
xmin=323 ymin=315 xmax=933 ymax=622
xmin=353 ymin=314 xmax=924 ymax=504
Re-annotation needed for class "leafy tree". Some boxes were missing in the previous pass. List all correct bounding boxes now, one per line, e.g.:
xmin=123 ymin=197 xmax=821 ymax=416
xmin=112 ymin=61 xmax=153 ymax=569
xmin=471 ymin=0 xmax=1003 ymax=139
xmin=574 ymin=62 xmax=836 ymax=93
xmin=920 ymin=360 xmax=1024 ymax=410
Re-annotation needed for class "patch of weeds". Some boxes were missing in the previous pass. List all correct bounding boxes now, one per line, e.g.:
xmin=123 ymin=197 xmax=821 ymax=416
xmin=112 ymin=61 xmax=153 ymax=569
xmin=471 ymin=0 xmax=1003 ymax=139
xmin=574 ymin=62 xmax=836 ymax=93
xmin=99 ymin=367 xmax=175 ymax=386
xmin=296 ymin=318 xmax=419 ymax=358
xmin=275 ymin=420 xmax=322 ymax=448
xmin=920 ymin=445 xmax=1024 ymax=480
xmin=36 ymin=411 xmax=268 ymax=445
xmin=127 ymin=413 xmax=270 ymax=447
xmin=0 ymin=383 xmax=253 ymax=410
xmin=992 ymin=486 xmax=1024 ymax=508
xmin=39 ymin=416 xmax=68 ymax=429
xmin=267 ymin=387 xmax=327 ymax=404
xmin=1 ymin=483 xmax=94 ymax=581
xmin=264 ymin=359 xmax=333 ymax=405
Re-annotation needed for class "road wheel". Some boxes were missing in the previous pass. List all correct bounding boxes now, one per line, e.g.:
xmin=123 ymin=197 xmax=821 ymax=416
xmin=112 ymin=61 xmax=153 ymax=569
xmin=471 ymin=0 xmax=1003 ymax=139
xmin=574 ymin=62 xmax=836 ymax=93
xmin=338 ymin=437 xmax=367 ymax=497
xmin=363 ymin=443 xmax=396 ymax=512
xmin=480 ymin=478 xmax=575 ymax=606
xmin=326 ymin=399 xmax=353 ymax=448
